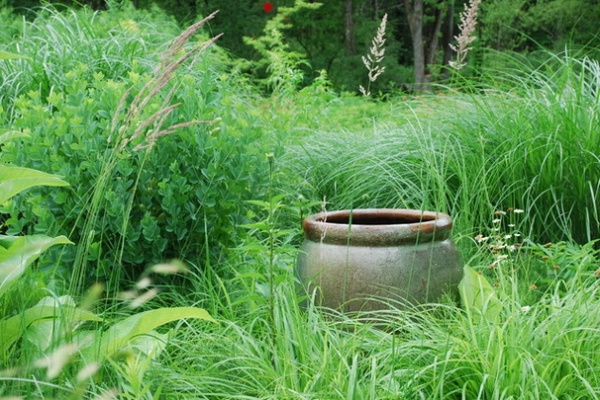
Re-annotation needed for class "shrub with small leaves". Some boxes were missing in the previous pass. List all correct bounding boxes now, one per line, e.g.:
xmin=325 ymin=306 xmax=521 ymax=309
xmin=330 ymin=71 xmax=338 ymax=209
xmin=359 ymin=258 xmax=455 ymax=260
xmin=1 ymin=7 xmax=276 ymax=287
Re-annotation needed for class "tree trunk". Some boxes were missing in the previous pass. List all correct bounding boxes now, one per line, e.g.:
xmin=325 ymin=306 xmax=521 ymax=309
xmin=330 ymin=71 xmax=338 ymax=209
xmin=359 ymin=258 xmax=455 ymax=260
xmin=425 ymin=7 xmax=443 ymax=68
xmin=404 ymin=0 xmax=425 ymax=89
xmin=344 ymin=0 xmax=356 ymax=55
xmin=441 ymin=1 xmax=455 ymax=78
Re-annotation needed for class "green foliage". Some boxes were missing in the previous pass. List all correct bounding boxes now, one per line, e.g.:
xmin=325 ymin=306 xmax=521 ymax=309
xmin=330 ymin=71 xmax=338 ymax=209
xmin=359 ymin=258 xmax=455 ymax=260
xmin=0 ymin=163 xmax=214 ymax=398
xmin=0 ymin=131 xmax=70 ymax=314
xmin=0 ymin=79 xmax=75 ymax=376
xmin=241 ymin=0 xmax=321 ymax=94
xmin=154 ymin=235 xmax=600 ymax=399
xmin=2 ymin=292 xmax=215 ymax=397
xmin=523 ymin=239 xmax=600 ymax=291
xmin=0 ymin=165 xmax=69 ymax=204
xmin=0 ymin=4 xmax=179 ymax=119
xmin=232 ymin=154 xmax=305 ymax=320
xmin=0 ymin=296 xmax=100 ymax=356
xmin=480 ymin=0 xmax=600 ymax=52
xmin=152 ymin=280 xmax=419 ymax=399
xmin=0 ymin=51 xmax=26 ymax=60
xmin=7 ymin=0 xmax=600 ymax=93
xmin=0 ymin=14 xmax=218 ymax=396
xmin=389 ymin=242 xmax=600 ymax=399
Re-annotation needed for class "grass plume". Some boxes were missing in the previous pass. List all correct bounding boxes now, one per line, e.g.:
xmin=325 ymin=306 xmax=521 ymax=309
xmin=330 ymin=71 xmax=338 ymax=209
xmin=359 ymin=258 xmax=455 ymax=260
xmin=450 ymin=0 xmax=482 ymax=70
xmin=359 ymin=13 xmax=387 ymax=97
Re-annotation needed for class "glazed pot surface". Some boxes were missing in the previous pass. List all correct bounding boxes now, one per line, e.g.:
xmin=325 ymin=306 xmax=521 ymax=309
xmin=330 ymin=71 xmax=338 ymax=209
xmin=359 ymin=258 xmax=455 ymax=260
xmin=297 ymin=209 xmax=463 ymax=312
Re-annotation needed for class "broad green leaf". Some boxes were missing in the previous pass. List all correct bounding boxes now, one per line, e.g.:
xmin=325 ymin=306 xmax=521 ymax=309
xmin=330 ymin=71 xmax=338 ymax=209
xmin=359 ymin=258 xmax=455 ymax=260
xmin=0 ymin=304 xmax=102 ymax=354
xmin=26 ymin=296 xmax=80 ymax=352
xmin=0 ymin=235 xmax=73 ymax=298
xmin=0 ymin=51 xmax=27 ymax=60
xmin=458 ymin=266 xmax=502 ymax=323
xmin=0 ymin=130 xmax=29 ymax=145
xmin=0 ymin=165 xmax=69 ymax=204
xmin=129 ymin=330 xmax=170 ymax=356
xmin=79 ymin=307 xmax=216 ymax=362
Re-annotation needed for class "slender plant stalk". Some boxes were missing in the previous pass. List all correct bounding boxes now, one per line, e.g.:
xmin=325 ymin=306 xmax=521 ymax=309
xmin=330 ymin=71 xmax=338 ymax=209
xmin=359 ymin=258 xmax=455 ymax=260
xmin=266 ymin=153 xmax=276 ymax=332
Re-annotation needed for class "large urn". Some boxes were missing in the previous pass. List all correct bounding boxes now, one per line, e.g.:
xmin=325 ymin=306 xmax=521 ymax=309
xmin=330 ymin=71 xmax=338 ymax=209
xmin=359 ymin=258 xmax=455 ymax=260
xmin=297 ymin=209 xmax=463 ymax=312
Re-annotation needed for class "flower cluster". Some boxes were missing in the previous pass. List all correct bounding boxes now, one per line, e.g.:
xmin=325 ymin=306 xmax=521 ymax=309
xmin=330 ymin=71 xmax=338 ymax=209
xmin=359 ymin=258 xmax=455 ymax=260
xmin=475 ymin=208 xmax=525 ymax=270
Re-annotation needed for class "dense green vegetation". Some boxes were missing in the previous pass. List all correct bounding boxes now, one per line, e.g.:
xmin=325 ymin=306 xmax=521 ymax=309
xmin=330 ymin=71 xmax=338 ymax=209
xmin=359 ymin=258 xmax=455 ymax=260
xmin=1 ymin=2 xmax=599 ymax=399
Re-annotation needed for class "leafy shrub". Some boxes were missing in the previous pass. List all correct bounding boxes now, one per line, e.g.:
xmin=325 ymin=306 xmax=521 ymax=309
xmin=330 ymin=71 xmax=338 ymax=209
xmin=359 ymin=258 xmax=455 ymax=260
xmin=0 ymin=7 xmax=278 ymax=287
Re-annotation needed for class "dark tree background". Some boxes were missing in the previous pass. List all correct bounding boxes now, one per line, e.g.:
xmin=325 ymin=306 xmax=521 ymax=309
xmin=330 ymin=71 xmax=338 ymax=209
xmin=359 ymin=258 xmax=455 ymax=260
xmin=5 ymin=0 xmax=600 ymax=91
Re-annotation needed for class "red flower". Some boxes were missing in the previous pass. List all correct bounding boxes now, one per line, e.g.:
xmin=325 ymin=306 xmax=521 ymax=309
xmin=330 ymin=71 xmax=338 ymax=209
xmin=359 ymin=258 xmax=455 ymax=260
xmin=263 ymin=2 xmax=273 ymax=13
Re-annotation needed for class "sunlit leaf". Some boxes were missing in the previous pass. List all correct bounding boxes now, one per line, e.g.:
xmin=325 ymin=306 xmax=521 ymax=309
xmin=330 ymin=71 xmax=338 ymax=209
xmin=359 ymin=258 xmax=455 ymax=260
xmin=0 ymin=235 xmax=73 ymax=298
xmin=0 ymin=304 xmax=101 ymax=354
xmin=458 ymin=265 xmax=502 ymax=323
xmin=79 ymin=307 xmax=216 ymax=362
xmin=0 ymin=165 xmax=69 ymax=204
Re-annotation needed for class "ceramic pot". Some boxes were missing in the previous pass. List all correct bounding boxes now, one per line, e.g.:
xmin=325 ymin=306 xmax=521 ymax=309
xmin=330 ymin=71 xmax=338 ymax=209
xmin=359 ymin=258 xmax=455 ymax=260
xmin=297 ymin=209 xmax=463 ymax=312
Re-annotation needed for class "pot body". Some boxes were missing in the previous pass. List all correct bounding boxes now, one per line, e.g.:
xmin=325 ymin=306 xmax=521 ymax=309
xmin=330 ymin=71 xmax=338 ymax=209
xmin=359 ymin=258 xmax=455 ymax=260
xmin=297 ymin=209 xmax=463 ymax=312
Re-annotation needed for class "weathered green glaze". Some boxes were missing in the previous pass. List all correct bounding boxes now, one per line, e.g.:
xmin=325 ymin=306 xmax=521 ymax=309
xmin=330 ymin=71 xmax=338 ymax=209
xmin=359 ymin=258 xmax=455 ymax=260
xmin=297 ymin=209 xmax=463 ymax=312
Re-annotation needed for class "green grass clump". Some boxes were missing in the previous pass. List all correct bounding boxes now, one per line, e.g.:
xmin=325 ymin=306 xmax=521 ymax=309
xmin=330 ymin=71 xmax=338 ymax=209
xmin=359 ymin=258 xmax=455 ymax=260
xmin=287 ymin=53 xmax=600 ymax=248
xmin=145 ymin=245 xmax=600 ymax=399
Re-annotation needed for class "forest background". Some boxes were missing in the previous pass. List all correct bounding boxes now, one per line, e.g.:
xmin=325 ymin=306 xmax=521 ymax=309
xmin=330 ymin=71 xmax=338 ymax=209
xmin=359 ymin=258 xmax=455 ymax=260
xmin=6 ymin=0 xmax=600 ymax=93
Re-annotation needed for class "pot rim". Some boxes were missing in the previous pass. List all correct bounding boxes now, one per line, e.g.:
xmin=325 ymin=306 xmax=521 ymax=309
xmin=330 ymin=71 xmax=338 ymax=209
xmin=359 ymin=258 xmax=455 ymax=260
xmin=302 ymin=208 xmax=453 ymax=246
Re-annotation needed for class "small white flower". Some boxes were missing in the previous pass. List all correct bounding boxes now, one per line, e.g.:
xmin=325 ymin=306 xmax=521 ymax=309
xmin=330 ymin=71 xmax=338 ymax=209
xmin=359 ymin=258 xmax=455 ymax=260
xmin=521 ymin=306 xmax=531 ymax=313
xmin=475 ymin=234 xmax=489 ymax=242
